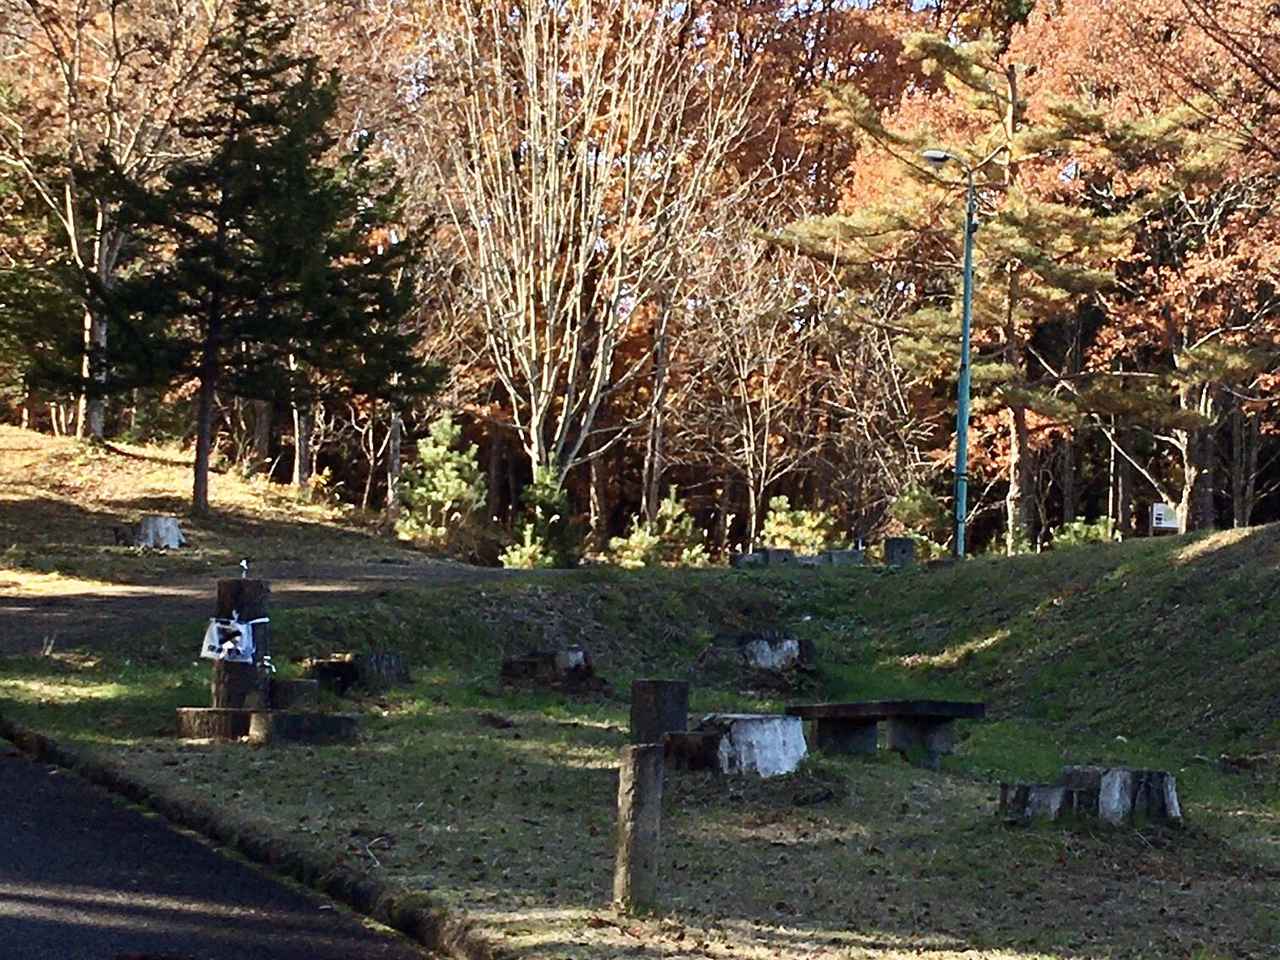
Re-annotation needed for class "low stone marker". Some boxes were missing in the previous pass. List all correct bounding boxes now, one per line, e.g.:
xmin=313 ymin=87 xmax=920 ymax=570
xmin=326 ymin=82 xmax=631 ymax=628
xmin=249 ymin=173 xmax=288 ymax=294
xmin=884 ymin=537 xmax=916 ymax=567
xmin=614 ymin=743 xmax=664 ymax=913
xmin=824 ymin=549 xmax=865 ymax=565
xmin=630 ymin=680 xmax=688 ymax=744
xmin=730 ymin=547 xmax=796 ymax=568
xmin=1000 ymin=765 xmax=1182 ymax=825
xmin=666 ymin=714 xmax=807 ymax=778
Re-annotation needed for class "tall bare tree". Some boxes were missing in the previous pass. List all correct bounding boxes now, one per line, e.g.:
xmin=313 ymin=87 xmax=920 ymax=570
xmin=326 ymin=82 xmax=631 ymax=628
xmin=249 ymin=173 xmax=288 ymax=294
xmin=420 ymin=0 xmax=753 ymax=490
xmin=669 ymin=228 xmax=836 ymax=546
xmin=0 ymin=0 xmax=223 ymax=439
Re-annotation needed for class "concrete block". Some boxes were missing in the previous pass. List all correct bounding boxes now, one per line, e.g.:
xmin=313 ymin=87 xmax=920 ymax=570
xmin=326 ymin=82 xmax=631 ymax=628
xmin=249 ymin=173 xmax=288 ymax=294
xmin=884 ymin=537 xmax=916 ymax=567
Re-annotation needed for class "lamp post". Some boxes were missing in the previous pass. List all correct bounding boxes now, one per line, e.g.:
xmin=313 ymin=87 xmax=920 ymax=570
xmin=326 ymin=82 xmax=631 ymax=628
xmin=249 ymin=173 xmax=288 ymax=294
xmin=922 ymin=149 xmax=978 ymax=559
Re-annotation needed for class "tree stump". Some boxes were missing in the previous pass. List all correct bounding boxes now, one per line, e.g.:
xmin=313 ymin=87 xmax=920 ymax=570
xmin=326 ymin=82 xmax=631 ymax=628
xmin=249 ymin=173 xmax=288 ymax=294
xmin=135 ymin=515 xmax=186 ymax=549
xmin=247 ymin=711 xmax=359 ymax=744
xmin=663 ymin=731 xmax=721 ymax=772
xmin=691 ymin=714 xmax=808 ymax=778
xmin=269 ymin=678 xmax=320 ymax=710
xmin=211 ymin=579 xmax=271 ymax=709
xmin=177 ymin=707 xmax=253 ymax=740
xmin=630 ymin=680 xmax=688 ymax=745
xmin=301 ymin=655 xmax=359 ymax=694
xmin=354 ymin=651 xmax=410 ymax=690
xmin=500 ymin=645 xmax=602 ymax=693
xmin=300 ymin=652 xmax=410 ymax=694
xmin=613 ymin=743 xmax=664 ymax=914
xmin=1000 ymin=765 xmax=1182 ymax=825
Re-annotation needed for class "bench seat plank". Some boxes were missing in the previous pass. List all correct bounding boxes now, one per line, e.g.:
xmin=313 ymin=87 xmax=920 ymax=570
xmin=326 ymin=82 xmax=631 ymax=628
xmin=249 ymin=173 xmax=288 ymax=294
xmin=786 ymin=699 xmax=985 ymax=721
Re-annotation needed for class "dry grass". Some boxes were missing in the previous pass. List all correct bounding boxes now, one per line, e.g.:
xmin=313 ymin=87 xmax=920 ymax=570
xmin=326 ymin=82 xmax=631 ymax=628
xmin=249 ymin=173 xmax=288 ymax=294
xmin=20 ymin=694 xmax=1274 ymax=960
xmin=3 ymin=426 xmax=1279 ymax=959
xmin=0 ymin=425 xmax=420 ymax=587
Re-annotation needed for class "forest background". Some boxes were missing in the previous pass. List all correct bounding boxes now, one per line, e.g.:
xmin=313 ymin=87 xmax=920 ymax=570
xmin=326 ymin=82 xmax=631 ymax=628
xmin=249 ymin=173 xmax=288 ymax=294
xmin=2 ymin=0 xmax=1278 ymax=566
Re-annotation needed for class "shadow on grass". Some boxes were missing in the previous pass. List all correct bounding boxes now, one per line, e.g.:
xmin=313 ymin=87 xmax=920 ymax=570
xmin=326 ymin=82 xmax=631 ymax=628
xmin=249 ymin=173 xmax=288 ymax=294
xmin=101 ymin=442 xmax=191 ymax=466
xmin=0 ymin=493 xmax=396 ymax=572
xmin=3 ymin=643 xmax=1276 ymax=960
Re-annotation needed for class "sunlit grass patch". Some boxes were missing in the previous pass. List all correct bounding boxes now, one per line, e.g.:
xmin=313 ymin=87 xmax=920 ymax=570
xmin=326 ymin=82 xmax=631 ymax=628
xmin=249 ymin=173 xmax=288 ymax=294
xmin=898 ymin=629 xmax=1010 ymax=669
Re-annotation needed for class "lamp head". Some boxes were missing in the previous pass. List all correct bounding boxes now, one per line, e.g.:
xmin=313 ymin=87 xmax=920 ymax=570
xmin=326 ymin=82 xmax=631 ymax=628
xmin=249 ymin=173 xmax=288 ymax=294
xmin=921 ymin=148 xmax=953 ymax=171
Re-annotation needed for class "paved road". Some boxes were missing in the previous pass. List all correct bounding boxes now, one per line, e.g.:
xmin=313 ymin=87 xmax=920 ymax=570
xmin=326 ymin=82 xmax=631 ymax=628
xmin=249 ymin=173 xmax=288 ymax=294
xmin=0 ymin=747 xmax=431 ymax=960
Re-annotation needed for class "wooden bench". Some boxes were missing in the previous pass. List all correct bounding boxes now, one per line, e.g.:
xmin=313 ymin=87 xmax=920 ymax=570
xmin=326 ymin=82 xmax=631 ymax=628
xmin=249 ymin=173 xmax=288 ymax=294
xmin=786 ymin=700 xmax=985 ymax=768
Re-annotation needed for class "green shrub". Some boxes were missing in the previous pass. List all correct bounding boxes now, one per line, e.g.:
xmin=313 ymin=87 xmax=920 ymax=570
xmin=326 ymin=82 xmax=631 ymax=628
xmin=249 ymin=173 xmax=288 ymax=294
xmin=608 ymin=487 xmax=709 ymax=569
xmin=889 ymin=481 xmax=950 ymax=544
xmin=500 ymin=465 xmax=582 ymax=568
xmin=397 ymin=414 xmax=487 ymax=553
xmin=760 ymin=495 xmax=837 ymax=554
xmin=1052 ymin=517 xmax=1112 ymax=548
xmin=498 ymin=523 xmax=555 ymax=569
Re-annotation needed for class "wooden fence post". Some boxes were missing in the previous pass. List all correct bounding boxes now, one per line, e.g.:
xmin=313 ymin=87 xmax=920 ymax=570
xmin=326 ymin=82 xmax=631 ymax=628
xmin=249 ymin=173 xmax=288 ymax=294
xmin=613 ymin=743 xmax=664 ymax=913
xmin=629 ymin=679 xmax=689 ymax=744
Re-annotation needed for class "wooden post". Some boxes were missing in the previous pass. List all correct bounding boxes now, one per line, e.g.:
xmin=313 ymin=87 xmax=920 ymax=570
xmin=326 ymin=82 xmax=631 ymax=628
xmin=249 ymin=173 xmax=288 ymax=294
xmin=211 ymin=578 xmax=271 ymax=710
xmin=613 ymin=744 xmax=664 ymax=914
xmin=630 ymin=679 xmax=688 ymax=744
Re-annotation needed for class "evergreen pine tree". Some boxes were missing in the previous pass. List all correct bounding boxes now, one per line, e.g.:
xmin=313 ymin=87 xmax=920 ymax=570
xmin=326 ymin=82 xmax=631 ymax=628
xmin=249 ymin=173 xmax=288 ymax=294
xmin=786 ymin=31 xmax=1131 ymax=553
xmin=98 ymin=0 xmax=436 ymax=513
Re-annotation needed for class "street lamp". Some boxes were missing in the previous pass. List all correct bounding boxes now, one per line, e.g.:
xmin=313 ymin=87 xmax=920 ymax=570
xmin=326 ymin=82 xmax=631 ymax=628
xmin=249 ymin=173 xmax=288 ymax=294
xmin=922 ymin=148 xmax=978 ymax=559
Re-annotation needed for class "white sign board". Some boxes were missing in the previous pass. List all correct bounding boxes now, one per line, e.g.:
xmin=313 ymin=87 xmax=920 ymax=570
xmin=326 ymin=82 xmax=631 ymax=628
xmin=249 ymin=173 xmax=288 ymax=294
xmin=198 ymin=617 xmax=267 ymax=662
xmin=1150 ymin=503 xmax=1179 ymax=531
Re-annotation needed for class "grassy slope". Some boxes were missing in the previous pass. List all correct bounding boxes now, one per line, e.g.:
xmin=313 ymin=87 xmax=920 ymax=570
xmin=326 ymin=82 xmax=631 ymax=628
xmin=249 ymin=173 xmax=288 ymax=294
xmin=3 ymin=427 xmax=1279 ymax=959
xmin=0 ymin=424 xmax=419 ymax=587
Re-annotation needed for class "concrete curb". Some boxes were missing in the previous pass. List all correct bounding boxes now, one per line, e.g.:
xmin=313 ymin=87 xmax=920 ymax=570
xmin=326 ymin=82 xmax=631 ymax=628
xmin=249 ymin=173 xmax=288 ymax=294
xmin=0 ymin=714 xmax=502 ymax=960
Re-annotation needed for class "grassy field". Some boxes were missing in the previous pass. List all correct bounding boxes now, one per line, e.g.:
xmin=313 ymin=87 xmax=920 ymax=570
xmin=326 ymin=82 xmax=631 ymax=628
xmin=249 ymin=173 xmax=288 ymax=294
xmin=2 ymin=428 xmax=1278 ymax=959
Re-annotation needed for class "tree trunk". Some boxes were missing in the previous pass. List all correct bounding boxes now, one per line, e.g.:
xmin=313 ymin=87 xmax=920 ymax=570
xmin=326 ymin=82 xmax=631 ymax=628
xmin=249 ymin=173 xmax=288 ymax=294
xmin=1176 ymin=426 xmax=1215 ymax=533
xmin=1060 ymin=434 xmax=1076 ymax=523
xmin=1231 ymin=406 xmax=1260 ymax=528
xmin=1193 ymin=427 xmax=1216 ymax=531
xmin=76 ymin=305 xmax=107 ymax=441
xmin=292 ymin=400 xmax=314 ymax=488
xmin=713 ymin=482 xmax=733 ymax=554
xmin=251 ymin=400 xmax=272 ymax=476
xmin=1117 ymin=430 xmax=1133 ymax=539
xmin=589 ymin=448 xmax=608 ymax=550
xmin=1005 ymin=404 xmax=1033 ymax=554
xmin=385 ymin=407 xmax=403 ymax=526
xmin=193 ymin=365 xmax=217 ymax=516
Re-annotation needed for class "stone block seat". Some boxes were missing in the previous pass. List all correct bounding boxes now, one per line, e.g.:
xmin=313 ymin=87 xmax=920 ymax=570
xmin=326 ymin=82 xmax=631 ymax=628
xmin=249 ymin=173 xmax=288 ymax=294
xmin=786 ymin=699 xmax=985 ymax=768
